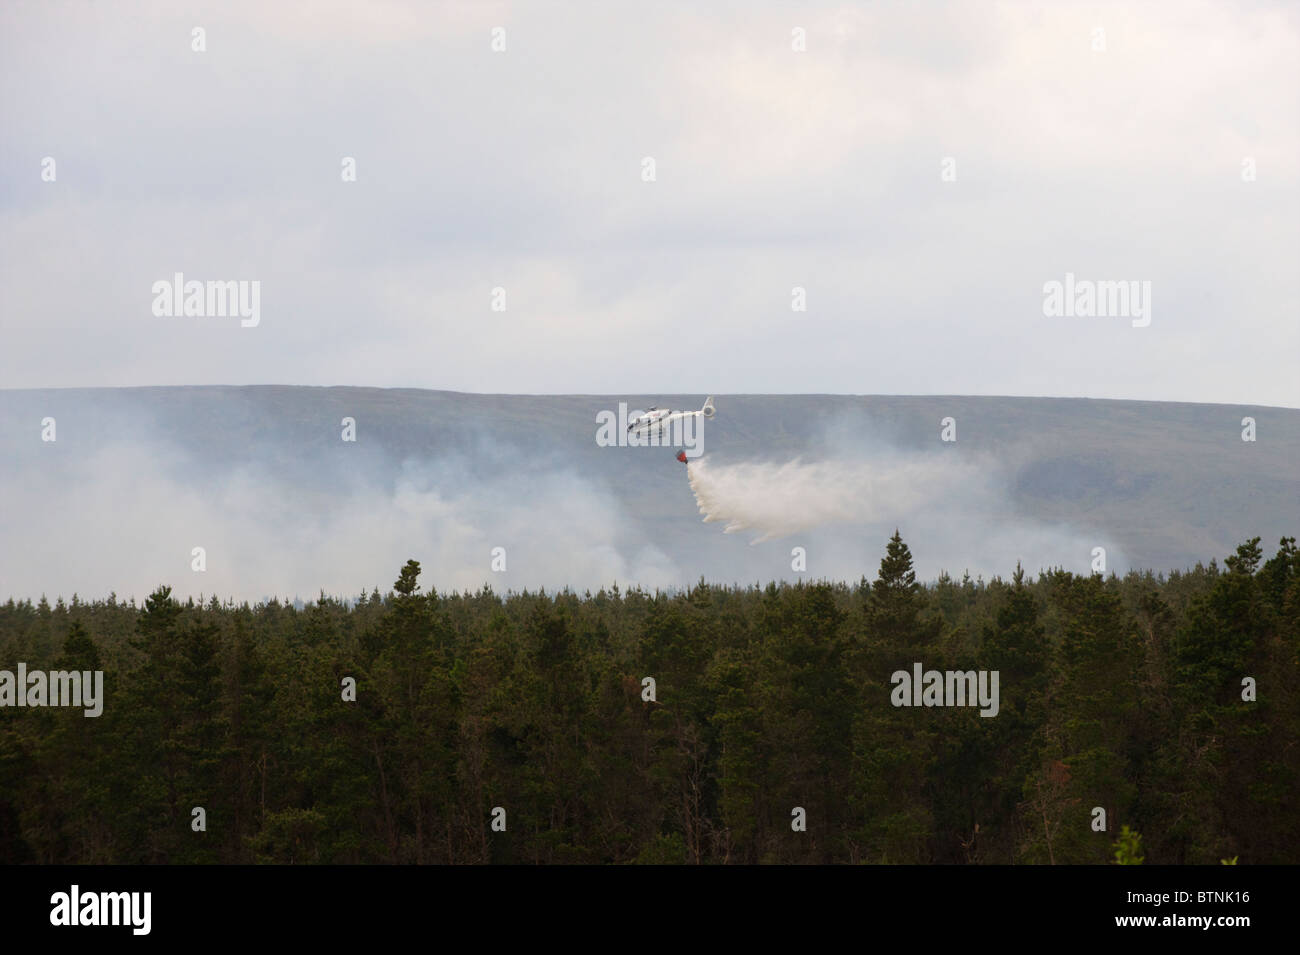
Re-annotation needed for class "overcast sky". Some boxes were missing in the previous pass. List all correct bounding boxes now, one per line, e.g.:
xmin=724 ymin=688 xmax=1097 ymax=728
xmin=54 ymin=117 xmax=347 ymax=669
xmin=2 ymin=0 xmax=1297 ymax=407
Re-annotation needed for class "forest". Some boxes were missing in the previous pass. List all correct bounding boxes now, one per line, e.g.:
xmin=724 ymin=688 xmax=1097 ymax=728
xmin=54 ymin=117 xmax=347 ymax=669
xmin=1 ymin=533 xmax=1295 ymax=865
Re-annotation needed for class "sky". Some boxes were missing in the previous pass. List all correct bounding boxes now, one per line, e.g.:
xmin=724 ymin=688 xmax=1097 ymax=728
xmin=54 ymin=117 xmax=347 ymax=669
xmin=2 ymin=0 xmax=1298 ymax=407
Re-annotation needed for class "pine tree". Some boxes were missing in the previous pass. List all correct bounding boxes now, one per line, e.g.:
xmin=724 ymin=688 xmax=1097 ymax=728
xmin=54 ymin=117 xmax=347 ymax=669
xmin=867 ymin=530 xmax=939 ymax=649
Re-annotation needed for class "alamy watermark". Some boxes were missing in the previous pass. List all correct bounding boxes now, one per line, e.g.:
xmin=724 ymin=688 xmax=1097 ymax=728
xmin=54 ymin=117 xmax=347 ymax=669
xmin=152 ymin=272 xmax=260 ymax=327
xmin=595 ymin=402 xmax=706 ymax=457
xmin=50 ymin=885 xmax=150 ymax=935
xmin=890 ymin=662 xmax=1000 ymax=717
xmin=0 ymin=663 xmax=104 ymax=717
xmin=1042 ymin=272 xmax=1150 ymax=327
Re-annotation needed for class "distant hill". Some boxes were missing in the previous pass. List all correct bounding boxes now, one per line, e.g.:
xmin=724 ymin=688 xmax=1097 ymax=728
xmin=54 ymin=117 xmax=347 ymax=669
xmin=1 ymin=387 xmax=1296 ymax=598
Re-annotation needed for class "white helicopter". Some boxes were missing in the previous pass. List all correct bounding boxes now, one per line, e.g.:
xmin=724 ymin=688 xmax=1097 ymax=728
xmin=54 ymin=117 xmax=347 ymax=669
xmin=627 ymin=396 xmax=715 ymax=436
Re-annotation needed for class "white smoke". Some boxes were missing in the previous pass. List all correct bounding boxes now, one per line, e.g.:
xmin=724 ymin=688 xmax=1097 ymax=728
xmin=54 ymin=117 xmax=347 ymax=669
xmin=0 ymin=439 xmax=686 ymax=603
xmin=685 ymin=453 xmax=980 ymax=543
xmin=683 ymin=450 xmax=1111 ymax=578
xmin=0 ymin=395 xmax=1124 ymax=600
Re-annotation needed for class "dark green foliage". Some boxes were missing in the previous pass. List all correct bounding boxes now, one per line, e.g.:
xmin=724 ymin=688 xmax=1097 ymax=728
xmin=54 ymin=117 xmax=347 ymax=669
xmin=0 ymin=535 xmax=1294 ymax=864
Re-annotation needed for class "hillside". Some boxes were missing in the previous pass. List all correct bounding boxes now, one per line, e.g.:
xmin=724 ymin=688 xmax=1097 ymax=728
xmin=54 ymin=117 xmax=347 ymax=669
xmin=1 ymin=387 xmax=1296 ymax=598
